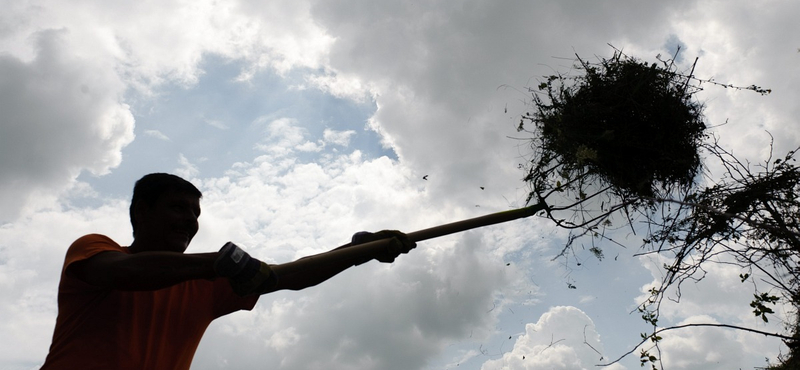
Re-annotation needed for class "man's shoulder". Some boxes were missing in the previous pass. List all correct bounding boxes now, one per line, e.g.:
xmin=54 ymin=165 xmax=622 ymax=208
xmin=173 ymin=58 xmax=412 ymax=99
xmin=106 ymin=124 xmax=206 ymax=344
xmin=68 ymin=233 xmax=122 ymax=250
xmin=65 ymin=234 xmax=125 ymax=264
xmin=72 ymin=233 xmax=119 ymax=244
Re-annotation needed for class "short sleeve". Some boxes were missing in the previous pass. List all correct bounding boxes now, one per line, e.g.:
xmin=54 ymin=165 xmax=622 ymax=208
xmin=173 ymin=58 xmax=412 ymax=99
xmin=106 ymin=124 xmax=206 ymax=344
xmin=63 ymin=234 xmax=126 ymax=273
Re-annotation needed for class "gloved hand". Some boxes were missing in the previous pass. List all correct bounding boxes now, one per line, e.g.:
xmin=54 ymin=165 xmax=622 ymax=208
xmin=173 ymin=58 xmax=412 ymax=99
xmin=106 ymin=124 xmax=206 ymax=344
xmin=351 ymin=230 xmax=416 ymax=263
xmin=215 ymin=242 xmax=277 ymax=296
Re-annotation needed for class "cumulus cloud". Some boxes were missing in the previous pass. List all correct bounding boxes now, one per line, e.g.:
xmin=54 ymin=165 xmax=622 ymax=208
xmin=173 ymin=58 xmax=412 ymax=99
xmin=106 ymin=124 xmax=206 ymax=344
xmin=655 ymin=315 xmax=773 ymax=370
xmin=1 ymin=138 xmax=520 ymax=369
xmin=227 ymin=233 xmax=507 ymax=370
xmin=634 ymin=252 xmax=788 ymax=369
xmin=323 ymin=128 xmax=356 ymax=147
xmin=0 ymin=0 xmax=338 ymax=224
xmin=0 ymin=29 xmax=134 ymax=221
xmin=480 ymin=306 xmax=625 ymax=370
xmin=0 ymin=197 xmax=130 ymax=368
xmin=630 ymin=1 xmax=800 ymax=163
xmin=178 ymin=137 xmax=515 ymax=370
xmin=175 ymin=153 xmax=201 ymax=178
xmin=303 ymin=0 xmax=716 ymax=211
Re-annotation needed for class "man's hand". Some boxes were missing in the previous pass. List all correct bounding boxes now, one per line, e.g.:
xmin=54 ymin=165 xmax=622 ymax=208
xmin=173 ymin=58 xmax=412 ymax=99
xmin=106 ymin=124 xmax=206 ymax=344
xmin=351 ymin=230 xmax=416 ymax=263
xmin=215 ymin=242 xmax=277 ymax=296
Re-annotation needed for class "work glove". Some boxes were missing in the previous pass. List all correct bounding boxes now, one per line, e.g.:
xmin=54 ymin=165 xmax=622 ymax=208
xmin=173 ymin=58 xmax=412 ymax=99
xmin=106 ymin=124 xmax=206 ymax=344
xmin=351 ymin=230 xmax=416 ymax=263
xmin=215 ymin=242 xmax=277 ymax=296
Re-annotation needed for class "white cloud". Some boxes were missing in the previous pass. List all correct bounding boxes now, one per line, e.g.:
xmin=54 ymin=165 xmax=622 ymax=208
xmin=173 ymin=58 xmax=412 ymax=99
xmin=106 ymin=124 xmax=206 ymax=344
xmin=655 ymin=315 xmax=771 ymax=370
xmin=175 ymin=153 xmax=201 ymax=179
xmin=182 ymin=146 xmax=516 ymax=370
xmin=480 ymin=306 xmax=625 ymax=370
xmin=295 ymin=140 xmax=324 ymax=152
xmin=633 ymin=251 xmax=788 ymax=369
xmin=252 ymin=117 xmax=309 ymax=158
xmin=0 ymin=197 xmax=130 ymax=368
xmin=204 ymin=118 xmax=229 ymax=130
xmin=1 ymin=145 xmax=522 ymax=370
xmin=306 ymin=72 xmax=374 ymax=102
xmin=144 ymin=129 xmax=171 ymax=141
xmin=323 ymin=128 xmax=356 ymax=147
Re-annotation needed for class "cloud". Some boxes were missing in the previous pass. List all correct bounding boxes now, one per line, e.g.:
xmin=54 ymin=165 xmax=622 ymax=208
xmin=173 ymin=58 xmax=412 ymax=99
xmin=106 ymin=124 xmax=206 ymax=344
xmin=0 ymin=0 xmax=337 ymax=224
xmin=250 ymin=117 xmax=315 ymax=159
xmin=304 ymin=0 xmax=708 ymax=212
xmin=179 ymin=142 xmax=516 ymax=370
xmin=0 ymin=29 xmax=134 ymax=221
xmin=323 ymin=128 xmax=356 ymax=147
xmin=480 ymin=306 xmax=625 ymax=370
xmin=0 ymin=196 xmax=131 ymax=368
xmin=657 ymin=1 xmax=800 ymax=162
xmin=655 ymin=315 xmax=772 ymax=370
xmin=144 ymin=129 xmax=171 ymax=141
xmin=634 ymin=251 xmax=788 ymax=369
xmin=175 ymin=154 xmax=201 ymax=178
xmin=1 ymin=141 xmax=522 ymax=369
xmin=204 ymin=118 xmax=229 ymax=130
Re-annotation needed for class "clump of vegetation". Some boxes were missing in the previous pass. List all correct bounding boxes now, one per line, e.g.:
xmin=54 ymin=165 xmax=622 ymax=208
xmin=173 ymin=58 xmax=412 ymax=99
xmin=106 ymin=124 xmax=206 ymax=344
xmin=516 ymin=47 xmax=800 ymax=369
xmin=521 ymin=51 xmax=706 ymax=199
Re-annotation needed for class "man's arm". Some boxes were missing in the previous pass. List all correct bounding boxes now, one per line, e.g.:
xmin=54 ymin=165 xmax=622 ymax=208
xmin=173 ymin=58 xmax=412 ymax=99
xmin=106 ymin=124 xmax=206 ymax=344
xmin=267 ymin=249 xmax=372 ymax=292
xmin=68 ymin=251 xmax=218 ymax=291
xmin=221 ymin=231 xmax=415 ymax=295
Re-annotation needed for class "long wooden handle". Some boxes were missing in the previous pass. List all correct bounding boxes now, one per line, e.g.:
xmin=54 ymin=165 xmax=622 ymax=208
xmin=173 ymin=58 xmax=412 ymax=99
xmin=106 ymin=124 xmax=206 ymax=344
xmin=273 ymin=203 xmax=546 ymax=274
xmin=405 ymin=202 xmax=545 ymax=242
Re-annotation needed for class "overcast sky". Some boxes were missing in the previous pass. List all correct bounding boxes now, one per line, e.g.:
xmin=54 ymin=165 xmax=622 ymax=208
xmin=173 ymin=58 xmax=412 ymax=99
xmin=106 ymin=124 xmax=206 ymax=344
xmin=2 ymin=1 xmax=799 ymax=369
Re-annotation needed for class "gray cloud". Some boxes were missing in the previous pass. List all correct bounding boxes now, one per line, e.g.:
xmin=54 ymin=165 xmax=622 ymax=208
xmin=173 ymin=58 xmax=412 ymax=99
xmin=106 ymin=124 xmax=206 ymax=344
xmin=304 ymin=0 xmax=703 ymax=209
xmin=0 ymin=29 xmax=133 ymax=221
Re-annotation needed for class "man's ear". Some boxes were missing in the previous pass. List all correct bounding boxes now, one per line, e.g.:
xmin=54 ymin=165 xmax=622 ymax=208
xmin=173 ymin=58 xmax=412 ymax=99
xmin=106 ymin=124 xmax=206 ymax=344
xmin=133 ymin=200 xmax=150 ymax=227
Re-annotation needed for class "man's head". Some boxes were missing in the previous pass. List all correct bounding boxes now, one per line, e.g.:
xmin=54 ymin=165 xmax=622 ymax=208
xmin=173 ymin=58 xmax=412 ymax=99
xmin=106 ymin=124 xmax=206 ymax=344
xmin=130 ymin=174 xmax=202 ymax=251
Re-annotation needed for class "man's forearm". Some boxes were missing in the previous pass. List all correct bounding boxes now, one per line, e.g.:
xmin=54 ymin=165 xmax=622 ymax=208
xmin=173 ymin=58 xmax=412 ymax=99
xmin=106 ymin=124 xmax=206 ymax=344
xmin=269 ymin=255 xmax=358 ymax=291
xmin=266 ymin=240 xmax=391 ymax=292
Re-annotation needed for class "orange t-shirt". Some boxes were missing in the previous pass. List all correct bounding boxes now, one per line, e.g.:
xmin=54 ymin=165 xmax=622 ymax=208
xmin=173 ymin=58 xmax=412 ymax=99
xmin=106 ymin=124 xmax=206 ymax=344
xmin=41 ymin=234 xmax=259 ymax=370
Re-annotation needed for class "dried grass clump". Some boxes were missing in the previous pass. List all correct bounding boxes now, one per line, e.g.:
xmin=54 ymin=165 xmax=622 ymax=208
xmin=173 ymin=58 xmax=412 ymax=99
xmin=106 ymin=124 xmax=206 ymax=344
xmin=523 ymin=52 xmax=706 ymax=198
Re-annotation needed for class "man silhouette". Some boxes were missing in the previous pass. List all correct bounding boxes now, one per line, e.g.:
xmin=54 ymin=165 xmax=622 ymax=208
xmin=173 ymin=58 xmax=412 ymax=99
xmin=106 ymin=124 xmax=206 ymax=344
xmin=41 ymin=173 xmax=415 ymax=369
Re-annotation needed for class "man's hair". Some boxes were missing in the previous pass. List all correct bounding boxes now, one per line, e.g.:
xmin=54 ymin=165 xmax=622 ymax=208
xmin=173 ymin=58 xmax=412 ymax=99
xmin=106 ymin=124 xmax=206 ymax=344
xmin=129 ymin=173 xmax=202 ymax=237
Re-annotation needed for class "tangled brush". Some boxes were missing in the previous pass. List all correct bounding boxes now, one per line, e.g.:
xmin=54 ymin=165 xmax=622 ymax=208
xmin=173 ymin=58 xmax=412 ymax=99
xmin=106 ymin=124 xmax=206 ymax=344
xmin=522 ymin=51 xmax=707 ymax=199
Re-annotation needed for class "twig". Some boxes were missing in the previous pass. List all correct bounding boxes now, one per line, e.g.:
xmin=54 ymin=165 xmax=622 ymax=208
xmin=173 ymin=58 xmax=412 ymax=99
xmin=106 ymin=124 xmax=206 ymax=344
xmin=598 ymin=323 xmax=795 ymax=367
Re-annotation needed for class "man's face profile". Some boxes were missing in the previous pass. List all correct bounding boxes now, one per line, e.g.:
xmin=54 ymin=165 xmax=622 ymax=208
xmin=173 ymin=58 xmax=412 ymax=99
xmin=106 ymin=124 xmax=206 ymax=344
xmin=135 ymin=190 xmax=201 ymax=253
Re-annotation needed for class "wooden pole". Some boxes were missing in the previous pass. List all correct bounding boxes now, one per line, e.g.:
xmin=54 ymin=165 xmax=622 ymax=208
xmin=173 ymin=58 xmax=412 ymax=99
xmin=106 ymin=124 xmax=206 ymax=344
xmin=273 ymin=203 xmax=546 ymax=274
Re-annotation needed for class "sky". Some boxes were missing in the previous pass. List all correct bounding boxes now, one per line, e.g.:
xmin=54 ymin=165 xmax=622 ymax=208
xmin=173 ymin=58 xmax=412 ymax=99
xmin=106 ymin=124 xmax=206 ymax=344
xmin=1 ymin=0 xmax=799 ymax=369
